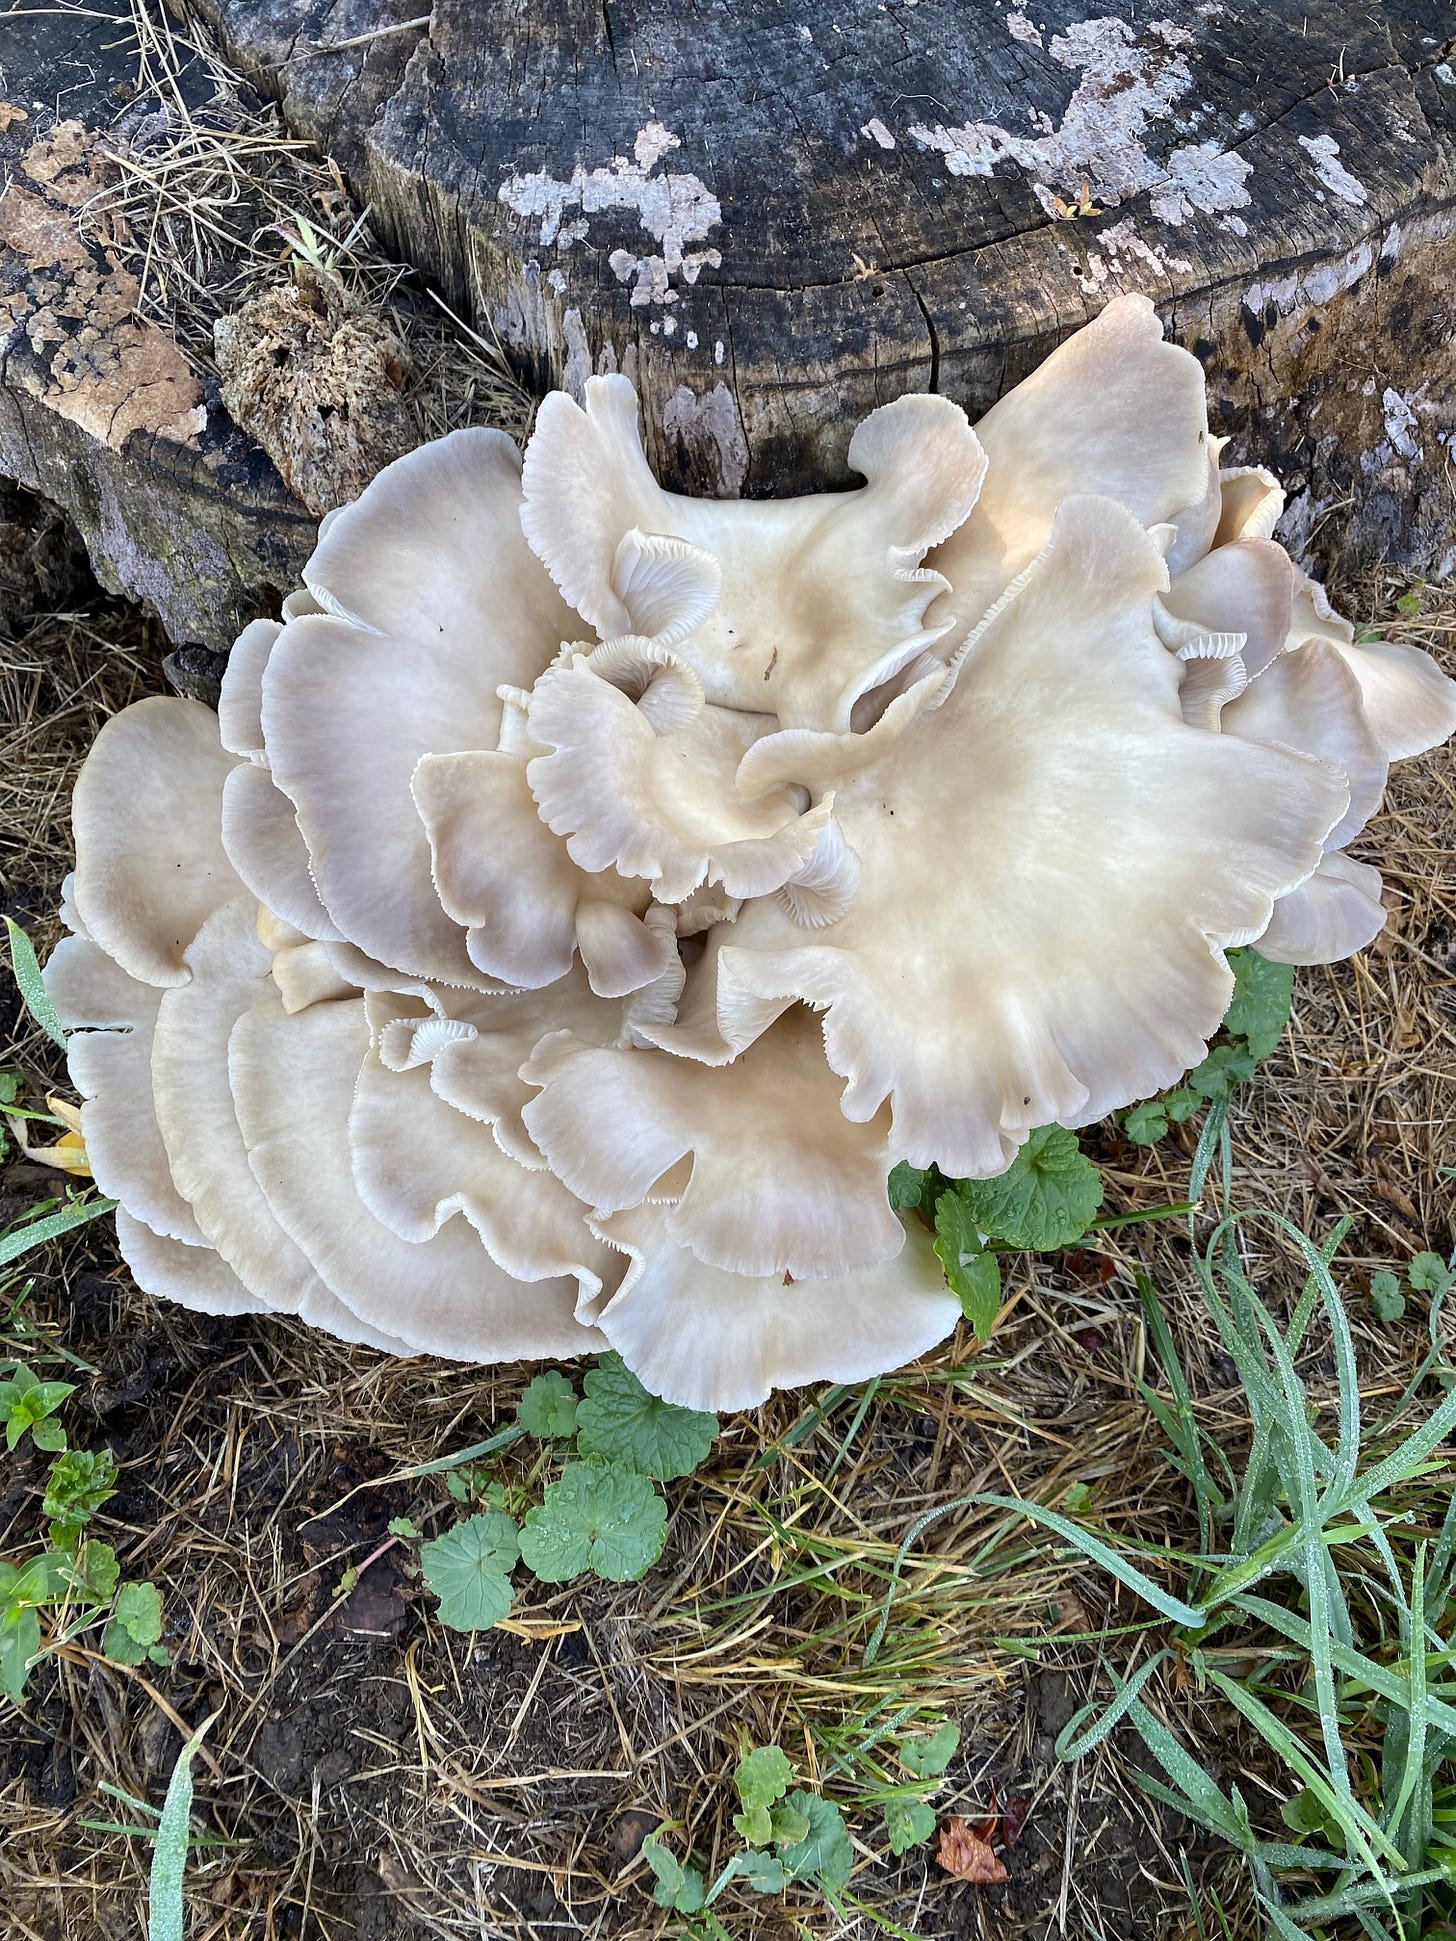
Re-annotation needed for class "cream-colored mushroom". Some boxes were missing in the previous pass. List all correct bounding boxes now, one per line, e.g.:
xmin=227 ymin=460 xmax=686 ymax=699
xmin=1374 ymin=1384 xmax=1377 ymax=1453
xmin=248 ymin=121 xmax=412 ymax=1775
xmin=260 ymin=429 xmax=579 ymax=985
xmin=521 ymin=376 xmax=987 ymax=731
xmin=230 ymin=990 xmax=607 ymax=1359
xmin=586 ymin=1205 xmax=959 ymax=1413
xmin=70 ymin=697 xmax=245 ymax=988
xmin=522 ymin=1005 xmax=903 ymax=1279
xmin=651 ymin=497 xmax=1348 ymax=1176
xmin=524 ymin=642 xmax=833 ymax=904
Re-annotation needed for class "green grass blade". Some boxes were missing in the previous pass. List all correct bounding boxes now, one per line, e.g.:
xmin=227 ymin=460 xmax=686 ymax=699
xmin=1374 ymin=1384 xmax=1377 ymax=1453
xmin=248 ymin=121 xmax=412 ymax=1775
xmin=0 ymin=1197 xmax=118 ymax=1267
xmin=148 ymin=1712 xmax=218 ymax=1941
xmin=1055 ymin=1651 xmax=1167 ymax=1759
xmin=5 ymin=918 xmax=67 ymax=1049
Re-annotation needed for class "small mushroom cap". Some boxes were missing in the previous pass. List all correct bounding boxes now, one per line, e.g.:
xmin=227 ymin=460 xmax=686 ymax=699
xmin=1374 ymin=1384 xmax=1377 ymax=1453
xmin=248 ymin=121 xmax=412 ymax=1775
xmin=1157 ymin=538 xmax=1296 ymax=679
xmin=589 ymin=1205 xmax=959 ymax=1412
xmin=928 ymin=293 xmax=1212 ymax=652
xmin=1221 ymin=638 xmax=1387 ymax=849
xmin=217 ymin=617 xmax=279 ymax=762
xmin=115 ymin=1208 xmax=267 ymax=1318
xmin=44 ymin=935 xmax=204 ymax=1245
xmin=351 ymin=1042 xmax=609 ymax=1289
xmin=261 ymin=429 xmax=578 ymax=985
xmin=684 ymin=496 xmax=1349 ymax=1175
xmin=71 ymin=697 xmax=245 ymax=988
xmin=1255 ymin=850 xmax=1387 ymax=965
xmin=1214 ymin=466 xmax=1285 ymax=546
xmin=1333 ymin=639 xmax=1456 ymax=766
xmin=151 ymin=897 xmax=363 ymax=1338
xmin=521 ymin=1006 xmax=903 ymax=1279
xmin=521 ymin=375 xmax=987 ymax=729
xmin=221 ymin=764 xmax=342 ymax=942
xmin=230 ymin=989 xmax=607 ymax=1360
xmin=525 ymin=646 xmax=832 ymax=903
xmin=412 ymin=747 xmax=673 ymax=996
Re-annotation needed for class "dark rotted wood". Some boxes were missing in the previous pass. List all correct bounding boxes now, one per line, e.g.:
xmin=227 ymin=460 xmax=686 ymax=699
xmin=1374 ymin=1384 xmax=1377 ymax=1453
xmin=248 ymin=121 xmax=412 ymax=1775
xmin=0 ymin=3 xmax=319 ymax=646
xmin=184 ymin=0 xmax=1456 ymax=575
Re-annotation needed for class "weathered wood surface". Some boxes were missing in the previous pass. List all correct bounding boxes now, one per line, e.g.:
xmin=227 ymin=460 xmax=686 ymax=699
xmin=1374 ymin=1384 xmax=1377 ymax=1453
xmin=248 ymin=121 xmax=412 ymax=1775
xmin=0 ymin=5 xmax=318 ymax=646
xmin=191 ymin=0 xmax=1456 ymax=576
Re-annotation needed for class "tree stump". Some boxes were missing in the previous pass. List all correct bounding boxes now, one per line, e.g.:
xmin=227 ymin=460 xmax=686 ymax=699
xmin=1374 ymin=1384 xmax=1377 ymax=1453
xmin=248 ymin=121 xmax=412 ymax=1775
xmin=189 ymin=0 xmax=1456 ymax=577
xmin=0 ymin=6 xmax=318 ymax=646
xmin=4 ymin=0 xmax=1455 ymax=650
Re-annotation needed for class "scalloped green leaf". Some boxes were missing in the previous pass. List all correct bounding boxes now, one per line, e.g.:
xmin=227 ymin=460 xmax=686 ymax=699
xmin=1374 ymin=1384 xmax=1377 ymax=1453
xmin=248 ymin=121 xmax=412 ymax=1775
xmin=419 ymin=1510 xmax=520 ymax=1630
xmin=517 ymin=1370 xmax=579 ymax=1440
xmin=956 ymin=1126 xmax=1103 ymax=1251
xmin=518 ymin=1460 xmax=666 ymax=1583
xmin=574 ymin=1353 xmax=716 ymax=1480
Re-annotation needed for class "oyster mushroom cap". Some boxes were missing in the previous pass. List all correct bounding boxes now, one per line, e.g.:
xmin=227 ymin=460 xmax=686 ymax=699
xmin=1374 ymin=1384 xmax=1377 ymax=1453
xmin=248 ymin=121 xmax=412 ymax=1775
xmin=260 ymin=428 xmax=579 ymax=986
xmin=71 ymin=696 xmax=245 ymax=989
xmin=927 ymin=293 xmax=1212 ymax=653
xmin=651 ymin=495 xmax=1349 ymax=1176
xmin=521 ymin=1004 xmax=903 ymax=1280
xmin=588 ymin=1204 xmax=959 ymax=1413
xmin=520 ymin=374 xmax=988 ymax=731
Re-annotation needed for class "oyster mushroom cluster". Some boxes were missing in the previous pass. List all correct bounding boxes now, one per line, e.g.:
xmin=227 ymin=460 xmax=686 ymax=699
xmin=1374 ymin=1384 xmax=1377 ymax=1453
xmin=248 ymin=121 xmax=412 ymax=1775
xmin=46 ymin=296 xmax=1456 ymax=1410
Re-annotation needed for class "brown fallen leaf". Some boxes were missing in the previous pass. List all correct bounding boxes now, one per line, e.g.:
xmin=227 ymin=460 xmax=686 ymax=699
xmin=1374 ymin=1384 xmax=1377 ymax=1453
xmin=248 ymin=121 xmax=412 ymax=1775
xmin=936 ymin=1815 xmax=1009 ymax=1884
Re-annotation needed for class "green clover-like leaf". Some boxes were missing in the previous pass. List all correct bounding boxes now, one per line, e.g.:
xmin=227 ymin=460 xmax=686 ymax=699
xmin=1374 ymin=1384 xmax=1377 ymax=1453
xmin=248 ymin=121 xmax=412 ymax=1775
xmin=1369 ymin=1271 xmax=1406 ymax=1324
xmin=778 ymin=1789 xmax=853 ymax=1890
xmin=956 ymin=1126 xmax=1103 ymax=1252
xmin=418 ymin=1510 xmax=520 ymax=1630
xmin=736 ymin=1743 xmax=793 ymax=1812
xmin=933 ymin=1196 xmax=1001 ymax=1340
xmin=897 ymin=1720 xmax=959 ymax=1779
xmin=1409 ymin=1252 xmax=1453 ymax=1297
xmin=574 ymin=1353 xmax=716 ymax=1480
xmin=1122 ymin=1099 xmax=1169 ymax=1145
xmin=1186 ymin=1042 xmax=1256 ymax=1102
xmin=640 ymin=1834 xmax=707 ymax=1912
xmin=519 ymin=1460 xmax=667 ymax=1583
xmin=517 ymin=1370 xmax=579 ymax=1440
xmin=1222 ymin=947 xmax=1296 ymax=1060
xmin=884 ymin=1794 xmax=938 ymax=1855
xmin=103 ymin=1581 xmax=164 ymax=1665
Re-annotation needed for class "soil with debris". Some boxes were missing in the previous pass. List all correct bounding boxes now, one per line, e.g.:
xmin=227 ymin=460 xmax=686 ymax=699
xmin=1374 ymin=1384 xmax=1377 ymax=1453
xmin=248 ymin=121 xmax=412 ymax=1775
xmin=1 ymin=503 xmax=1453 ymax=1941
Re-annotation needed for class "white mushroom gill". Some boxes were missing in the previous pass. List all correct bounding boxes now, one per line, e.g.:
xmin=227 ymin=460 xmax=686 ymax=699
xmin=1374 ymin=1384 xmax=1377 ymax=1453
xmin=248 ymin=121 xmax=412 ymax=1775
xmin=46 ymin=294 xmax=1456 ymax=1408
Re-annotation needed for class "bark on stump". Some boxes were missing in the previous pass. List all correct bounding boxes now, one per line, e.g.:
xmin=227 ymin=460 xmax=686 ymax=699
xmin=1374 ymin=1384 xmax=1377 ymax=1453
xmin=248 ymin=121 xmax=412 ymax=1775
xmin=4 ymin=0 xmax=1455 ymax=651
xmin=193 ymin=0 xmax=1456 ymax=576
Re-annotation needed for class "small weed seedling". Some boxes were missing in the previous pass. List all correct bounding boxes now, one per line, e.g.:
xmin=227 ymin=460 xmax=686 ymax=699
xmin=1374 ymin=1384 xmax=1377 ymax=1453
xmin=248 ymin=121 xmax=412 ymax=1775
xmin=406 ymin=1354 xmax=718 ymax=1630
xmin=641 ymin=1741 xmax=855 ymax=1932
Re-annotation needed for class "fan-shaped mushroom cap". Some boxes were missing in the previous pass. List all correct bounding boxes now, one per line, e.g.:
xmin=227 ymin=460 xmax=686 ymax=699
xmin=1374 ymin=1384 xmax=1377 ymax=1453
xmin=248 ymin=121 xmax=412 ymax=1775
xmin=115 ymin=1208 xmax=266 ymax=1317
xmin=1280 ymin=574 xmax=1456 ymax=764
xmin=261 ymin=429 xmax=579 ymax=985
xmin=217 ymin=618 xmax=278 ymax=762
xmin=664 ymin=496 xmax=1348 ymax=1176
xmin=350 ymin=1041 xmax=608 ymax=1287
xmin=522 ymin=1005 xmax=901 ymax=1279
xmin=71 ymin=697 xmax=245 ymax=988
xmin=1214 ymin=466 xmax=1285 ymax=547
xmin=44 ymin=934 xmax=205 ymax=1245
xmin=411 ymin=747 xmax=675 ymax=995
xmin=927 ymin=294 xmax=1211 ymax=653
xmin=587 ymin=1205 xmax=958 ymax=1412
xmin=1221 ymin=639 xmax=1387 ymax=849
xmin=221 ymin=763 xmax=342 ymax=942
xmin=524 ymin=644 xmax=833 ymax=904
xmin=152 ymin=897 xmax=394 ymax=1349
xmin=520 ymin=375 xmax=987 ymax=730
xmin=1156 ymin=538 xmax=1296 ymax=679
xmin=1255 ymin=850 xmax=1387 ymax=965
xmin=230 ymin=990 xmax=605 ymax=1359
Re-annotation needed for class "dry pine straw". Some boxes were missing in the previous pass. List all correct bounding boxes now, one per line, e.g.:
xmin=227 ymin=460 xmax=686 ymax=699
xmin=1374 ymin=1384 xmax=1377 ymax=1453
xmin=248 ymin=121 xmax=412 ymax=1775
xmin=0 ymin=536 xmax=1452 ymax=1941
